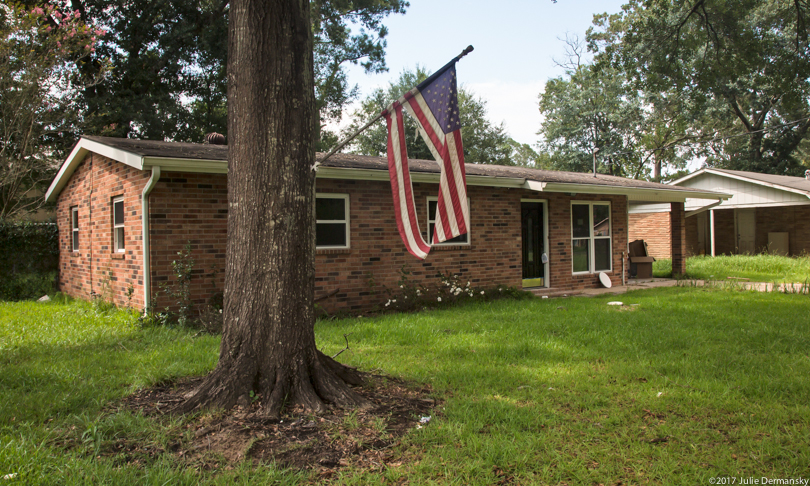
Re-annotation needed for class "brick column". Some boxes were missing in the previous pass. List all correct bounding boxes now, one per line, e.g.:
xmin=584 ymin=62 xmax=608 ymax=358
xmin=670 ymin=202 xmax=687 ymax=275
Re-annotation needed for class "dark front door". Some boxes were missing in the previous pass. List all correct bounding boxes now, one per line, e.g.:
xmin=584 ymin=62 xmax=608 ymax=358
xmin=521 ymin=202 xmax=545 ymax=287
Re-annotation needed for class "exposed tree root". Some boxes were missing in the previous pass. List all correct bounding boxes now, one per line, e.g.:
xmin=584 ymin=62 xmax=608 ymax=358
xmin=178 ymin=349 xmax=371 ymax=419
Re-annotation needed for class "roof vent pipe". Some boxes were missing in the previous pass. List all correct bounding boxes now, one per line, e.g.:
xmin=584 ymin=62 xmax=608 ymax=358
xmin=205 ymin=132 xmax=226 ymax=145
xmin=805 ymin=169 xmax=809 ymax=180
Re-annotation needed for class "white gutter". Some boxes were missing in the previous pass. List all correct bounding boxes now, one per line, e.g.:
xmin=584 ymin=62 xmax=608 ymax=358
xmin=541 ymin=182 xmax=731 ymax=202
xmin=143 ymin=157 xmax=227 ymax=174
xmin=141 ymin=166 xmax=161 ymax=312
xmin=685 ymin=200 xmax=722 ymax=218
xmin=315 ymin=166 xmax=526 ymax=188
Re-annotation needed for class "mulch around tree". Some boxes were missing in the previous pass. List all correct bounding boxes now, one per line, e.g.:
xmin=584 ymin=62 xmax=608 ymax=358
xmin=109 ymin=374 xmax=438 ymax=479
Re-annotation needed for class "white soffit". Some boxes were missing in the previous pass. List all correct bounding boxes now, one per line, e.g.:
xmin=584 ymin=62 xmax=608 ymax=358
xmin=46 ymin=138 xmax=147 ymax=202
xmin=144 ymin=157 xmax=227 ymax=174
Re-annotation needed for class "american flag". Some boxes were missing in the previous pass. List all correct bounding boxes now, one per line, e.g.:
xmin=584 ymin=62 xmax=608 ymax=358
xmin=383 ymin=62 xmax=469 ymax=260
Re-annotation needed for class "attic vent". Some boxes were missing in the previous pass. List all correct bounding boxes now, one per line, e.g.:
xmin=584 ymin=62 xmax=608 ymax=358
xmin=205 ymin=132 xmax=226 ymax=145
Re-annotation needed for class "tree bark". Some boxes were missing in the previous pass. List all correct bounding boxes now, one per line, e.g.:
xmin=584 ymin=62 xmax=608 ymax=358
xmin=181 ymin=0 xmax=369 ymax=418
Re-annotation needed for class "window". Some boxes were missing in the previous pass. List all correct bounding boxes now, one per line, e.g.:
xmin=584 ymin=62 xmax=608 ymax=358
xmin=571 ymin=202 xmax=611 ymax=273
xmin=316 ymin=194 xmax=349 ymax=249
xmin=426 ymin=197 xmax=470 ymax=245
xmin=71 ymin=206 xmax=79 ymax=251
xmin=113 ymin=196 xmax=125 ymax=253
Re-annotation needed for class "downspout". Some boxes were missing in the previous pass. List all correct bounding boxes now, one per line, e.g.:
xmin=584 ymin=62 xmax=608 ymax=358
xmin=141 ymin=166 xmax=161 ymax=312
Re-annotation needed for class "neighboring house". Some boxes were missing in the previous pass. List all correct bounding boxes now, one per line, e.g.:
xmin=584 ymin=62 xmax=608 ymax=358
xmin=630 ymin=168 xmax=810 ymax=258
xmin=45 ymin=136 xmax=727 ymax=313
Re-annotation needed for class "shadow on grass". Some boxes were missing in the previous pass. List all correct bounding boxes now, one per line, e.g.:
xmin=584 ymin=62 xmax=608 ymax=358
xmin=0 ymin=330 xmax=218 ymax=426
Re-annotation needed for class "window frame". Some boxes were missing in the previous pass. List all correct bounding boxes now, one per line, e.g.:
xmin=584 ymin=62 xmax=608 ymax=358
xmin=112 ymin=196 xmax=125 ymax=253
xmin=70 ymin=206 xmax=79 ymax=252
xmin=571 ymin=201 xmax=612 ymax=274
xmin=315 ymin=193 xmax=350 ymax=250
xmin=426 ymin=196 xmax=471 ymax=246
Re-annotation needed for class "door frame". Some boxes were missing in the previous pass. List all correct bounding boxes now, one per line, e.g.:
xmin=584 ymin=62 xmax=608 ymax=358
xmin=521 ymin=198 xmax=549 ymax=288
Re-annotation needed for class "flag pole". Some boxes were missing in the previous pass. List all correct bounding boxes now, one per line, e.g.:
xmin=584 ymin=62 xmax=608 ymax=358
xmin=315 ymin=45 xmax=474 ymax=166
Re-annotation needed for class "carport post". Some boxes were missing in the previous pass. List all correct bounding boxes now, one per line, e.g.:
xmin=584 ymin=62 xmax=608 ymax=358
xmin=710 ymin=209 xmax=716 ymax=257
xmin=670 ymin=202 xmax=687 ymax=275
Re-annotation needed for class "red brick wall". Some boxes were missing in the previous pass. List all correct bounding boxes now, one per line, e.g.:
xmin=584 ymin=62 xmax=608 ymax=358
xmin=754 ymin=205 xmax=810 ymax=256
xmin=542 ymin=192 xmax=628 ymax=292
xmin=629 ymin=212 xmax=672 ymax=259
xmin=148 ymin=172 xmax=229 ymax=311
xmin=313 ymin=181 xmax=628 ymax=312
xmin=56 ymin=155 xmax=631 ymax=313
xmin=55 ymin=154 xmax=150 ymax=307
xmin=146 ymin=177 xmax=630 ymax=313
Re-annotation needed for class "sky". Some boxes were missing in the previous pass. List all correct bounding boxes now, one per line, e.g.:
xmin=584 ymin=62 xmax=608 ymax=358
xmin=341 ymin=0 xmax=628 ymax=147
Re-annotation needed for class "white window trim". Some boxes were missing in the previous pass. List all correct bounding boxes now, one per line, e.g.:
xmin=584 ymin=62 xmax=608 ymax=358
xmin=426 ymin=196 xmax=471 ymax=246
xmin=113 ymin=196 xmax=125 ymax=253
xmin=71 ymin=206 xmax=79 ymax=252
xmin=571 ymin=201 xmax=612 ymax=274
xmin=315 ymin=193 xmax=350 ymax=249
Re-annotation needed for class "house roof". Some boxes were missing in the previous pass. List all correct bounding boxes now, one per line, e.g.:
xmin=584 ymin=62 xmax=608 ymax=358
xmin=46 ymin=136 xmax=730 ymax=203
xmin=672 ymin=168 xmax=810 ymax=196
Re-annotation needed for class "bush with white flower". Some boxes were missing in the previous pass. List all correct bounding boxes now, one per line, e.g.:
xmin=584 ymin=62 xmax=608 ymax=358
xmin=375 ymin=266 xmax=527 ymax=313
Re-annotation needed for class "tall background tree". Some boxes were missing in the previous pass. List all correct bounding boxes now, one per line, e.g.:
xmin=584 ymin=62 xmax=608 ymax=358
xmin=344 ymin=66 xmax=546 ymax=167
xmin=181 ymin=0 xmax=368 ymax=416
xmin=0 ymin=4 xmax=103 ymax=219
xmin=540 ymin=0 xmax=810 ymax=178
xmin=48 ymin=0 xmax=405 ymax=145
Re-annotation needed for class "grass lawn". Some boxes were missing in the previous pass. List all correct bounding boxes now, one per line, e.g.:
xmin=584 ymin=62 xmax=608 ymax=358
xmin=653 ymin=254 xmax=810 ymax=283
xmin=2 ymin=288 xmax=810 ymax=484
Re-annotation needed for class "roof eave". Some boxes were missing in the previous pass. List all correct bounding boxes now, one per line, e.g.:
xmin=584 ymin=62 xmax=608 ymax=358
xmin=315 ymin=166 xmax=527 ymax=188
xmin=673 ymin=168 xmax=810 ymax=200
xmin=45 ymin=138 xmax=147 ymax=202
xmin=143 ymin=157 xmax=227 ymax=173
xmin=540 ymin=182 xmax=731 ymax=202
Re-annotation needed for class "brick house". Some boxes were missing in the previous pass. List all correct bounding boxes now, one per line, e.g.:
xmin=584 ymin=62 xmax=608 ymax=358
xmin=630 ymin=168 xmax=810 ymax=258
xmin=45 ymin=136 xmax=727 ymax=313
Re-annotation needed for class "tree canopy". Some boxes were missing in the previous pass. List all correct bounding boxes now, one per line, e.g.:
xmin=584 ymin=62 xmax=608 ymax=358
xmin=540 ymin=0 xmax=810 ymax=178
xmin=344 ymin=66 xmax=544 ymax=167
xmin=0 ymin=4 xmax=103 ymax=219
xmin=20 ymin=0 xmax=406 ymax=144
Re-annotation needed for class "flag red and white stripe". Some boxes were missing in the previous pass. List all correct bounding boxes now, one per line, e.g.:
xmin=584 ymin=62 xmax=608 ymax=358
xmin=383 ymin=61 xmax=469 ymax=259
xmin=402 ymin=88 xmax=468 ymax=244
xmin=384 ymin=102 xmax=431 ymax=260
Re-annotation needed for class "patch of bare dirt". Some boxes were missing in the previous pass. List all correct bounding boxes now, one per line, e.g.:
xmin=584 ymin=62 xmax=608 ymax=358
xmin=113 ymin=374 xmax=437 ymax=477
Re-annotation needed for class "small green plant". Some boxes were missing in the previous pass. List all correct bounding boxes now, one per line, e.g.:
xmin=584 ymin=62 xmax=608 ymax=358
xmin=343 ymin=410 xmax=361 ymax=431
xmin=160 ymin=243 xmax=196 ymax=326
xmin=93 ymin=268 xmax=117 ymax=313
xmin=125 ymin=283 xmax=135 ymax=309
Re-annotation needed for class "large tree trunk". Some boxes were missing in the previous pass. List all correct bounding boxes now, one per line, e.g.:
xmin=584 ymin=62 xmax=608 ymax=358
xmin=181 ymin=0 xmax=369 ymax=418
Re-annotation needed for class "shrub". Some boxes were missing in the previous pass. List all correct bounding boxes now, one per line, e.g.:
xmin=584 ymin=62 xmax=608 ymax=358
xmin=379 ymin=266 xmax=529 ymax=313
xmin=0 ymin=222 xmax=58 ymax=300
